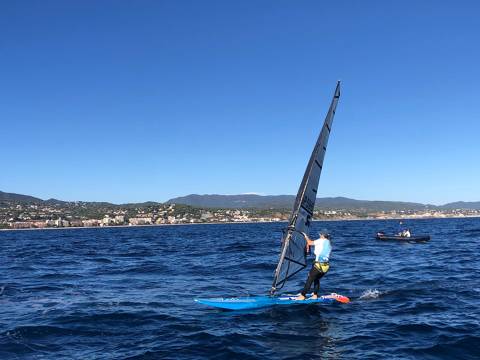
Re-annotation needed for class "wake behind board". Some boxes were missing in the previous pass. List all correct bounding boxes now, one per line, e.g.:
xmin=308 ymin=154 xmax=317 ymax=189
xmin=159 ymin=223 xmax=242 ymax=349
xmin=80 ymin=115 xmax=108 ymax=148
xmin=195 ymin=293 xmax=349 ymax=310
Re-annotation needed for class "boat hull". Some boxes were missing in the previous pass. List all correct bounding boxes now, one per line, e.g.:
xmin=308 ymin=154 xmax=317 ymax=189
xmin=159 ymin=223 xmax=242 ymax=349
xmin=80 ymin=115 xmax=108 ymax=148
xmin=376 ymin=234 xmax=430 ymax=242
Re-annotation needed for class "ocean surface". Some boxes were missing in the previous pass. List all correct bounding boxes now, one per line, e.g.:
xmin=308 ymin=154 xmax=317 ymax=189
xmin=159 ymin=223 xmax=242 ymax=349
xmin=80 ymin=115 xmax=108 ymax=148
xmin=1 ymin=218 xmax=479 ymax=359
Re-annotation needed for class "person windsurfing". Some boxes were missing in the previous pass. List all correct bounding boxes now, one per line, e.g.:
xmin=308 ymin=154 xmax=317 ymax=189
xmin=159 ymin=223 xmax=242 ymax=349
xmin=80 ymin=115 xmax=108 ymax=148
xmin=295 ymin=231 xmax=332 ymax=300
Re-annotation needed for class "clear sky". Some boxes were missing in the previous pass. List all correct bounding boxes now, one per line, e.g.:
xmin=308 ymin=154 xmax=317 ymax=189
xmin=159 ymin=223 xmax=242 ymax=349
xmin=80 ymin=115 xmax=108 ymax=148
xmin=1 ymin=1 xmax=479 ymax=204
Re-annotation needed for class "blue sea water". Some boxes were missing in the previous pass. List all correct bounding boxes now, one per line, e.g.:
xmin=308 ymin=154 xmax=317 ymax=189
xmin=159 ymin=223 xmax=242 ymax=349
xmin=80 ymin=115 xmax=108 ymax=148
xmin=0 ymin=218 xmax=479 ymax=359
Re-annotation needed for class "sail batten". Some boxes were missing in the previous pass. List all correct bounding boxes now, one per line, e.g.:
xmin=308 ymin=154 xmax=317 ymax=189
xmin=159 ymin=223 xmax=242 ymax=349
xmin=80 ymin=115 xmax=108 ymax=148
xmin=270 ymin=81 xmax=341 ymax=295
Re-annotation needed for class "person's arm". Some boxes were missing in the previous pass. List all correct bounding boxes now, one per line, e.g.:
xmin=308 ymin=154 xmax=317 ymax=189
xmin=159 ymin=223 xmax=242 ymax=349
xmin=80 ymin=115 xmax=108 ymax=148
xmin=301 ymin=232 xmax=315 ymax=246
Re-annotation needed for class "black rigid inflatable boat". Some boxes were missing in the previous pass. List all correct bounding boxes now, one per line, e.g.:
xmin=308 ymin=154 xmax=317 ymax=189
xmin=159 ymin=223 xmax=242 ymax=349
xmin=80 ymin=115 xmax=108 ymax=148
xmin=376 ymin=234 xmax=431 ymax=242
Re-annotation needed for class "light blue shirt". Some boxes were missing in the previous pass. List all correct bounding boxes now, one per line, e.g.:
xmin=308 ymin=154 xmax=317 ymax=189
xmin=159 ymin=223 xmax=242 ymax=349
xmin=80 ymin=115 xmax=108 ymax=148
xmin=313 ymin=238 xmax=332 ymax=262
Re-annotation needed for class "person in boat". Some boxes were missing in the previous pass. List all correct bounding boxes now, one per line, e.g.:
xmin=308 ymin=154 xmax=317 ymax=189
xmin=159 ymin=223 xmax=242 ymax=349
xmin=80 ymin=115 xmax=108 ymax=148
xmin=295 ymin=232 xmax=332 ymax=300
xmin=396 ymin=229 xmax=411 ymax=237
xmin=400 ymin=229 xmax=411 ymax=237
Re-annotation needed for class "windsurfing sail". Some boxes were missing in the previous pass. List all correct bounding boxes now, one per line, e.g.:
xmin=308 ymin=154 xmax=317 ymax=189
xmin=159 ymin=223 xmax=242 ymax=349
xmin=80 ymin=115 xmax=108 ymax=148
xmin=271 ymin=81 xmax=341 ymax=295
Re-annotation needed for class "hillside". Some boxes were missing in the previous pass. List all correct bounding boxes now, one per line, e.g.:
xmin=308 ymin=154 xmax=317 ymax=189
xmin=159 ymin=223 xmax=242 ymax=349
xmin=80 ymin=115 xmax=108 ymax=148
xmin=2 ymin=190 xmax=480 ymax=211
xmin=166 ymin=194 xmax=433 ymax=211
xmin=441 ymin=201 xmax=480 ymax=210
xmin=0 ymin=191 xmax=43 ymax=203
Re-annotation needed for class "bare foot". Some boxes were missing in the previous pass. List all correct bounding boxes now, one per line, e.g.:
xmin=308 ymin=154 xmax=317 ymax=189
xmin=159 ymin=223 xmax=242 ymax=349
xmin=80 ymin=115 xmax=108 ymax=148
xmin=310 ymin=294 xmax=318 ymax=300
xmin=295 ymin=294 xmax=306 ymax=300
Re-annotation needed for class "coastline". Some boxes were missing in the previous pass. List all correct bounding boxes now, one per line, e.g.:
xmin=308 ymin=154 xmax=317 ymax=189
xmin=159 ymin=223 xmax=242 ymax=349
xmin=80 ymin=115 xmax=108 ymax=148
xmin=1 ymin=215 xmax=479 ymax=233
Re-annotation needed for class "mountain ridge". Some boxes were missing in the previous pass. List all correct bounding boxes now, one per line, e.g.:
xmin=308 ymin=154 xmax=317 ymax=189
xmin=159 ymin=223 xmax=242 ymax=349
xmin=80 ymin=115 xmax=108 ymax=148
xmin=0 ymin=191 xmax=43 ymax=203
xmin=166 ymin=194 xmax=480 ymax=211
xmin=2 ymin=190 xmax=480 ymax=211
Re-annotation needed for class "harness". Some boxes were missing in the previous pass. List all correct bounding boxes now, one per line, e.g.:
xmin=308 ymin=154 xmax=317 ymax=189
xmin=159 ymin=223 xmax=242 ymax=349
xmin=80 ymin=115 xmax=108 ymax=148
xmin=313 ymin=261 xmax=330 ymax=273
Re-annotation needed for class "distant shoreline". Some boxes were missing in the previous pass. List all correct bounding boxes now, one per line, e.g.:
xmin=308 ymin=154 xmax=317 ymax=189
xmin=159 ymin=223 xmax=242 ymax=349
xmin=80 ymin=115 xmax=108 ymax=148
xmin=1 ymin=215 xmax=479 ymax=233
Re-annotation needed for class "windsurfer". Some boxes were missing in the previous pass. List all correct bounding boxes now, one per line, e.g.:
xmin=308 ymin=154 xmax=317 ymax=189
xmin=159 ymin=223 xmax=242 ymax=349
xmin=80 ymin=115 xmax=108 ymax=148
xmin=295 ymin=232 xmax=332 ymax=300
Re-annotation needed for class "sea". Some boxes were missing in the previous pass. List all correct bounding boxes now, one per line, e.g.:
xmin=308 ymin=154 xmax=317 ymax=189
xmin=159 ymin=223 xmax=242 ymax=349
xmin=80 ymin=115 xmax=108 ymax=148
xmin=0 ymin=218 xmax=479 ymax=359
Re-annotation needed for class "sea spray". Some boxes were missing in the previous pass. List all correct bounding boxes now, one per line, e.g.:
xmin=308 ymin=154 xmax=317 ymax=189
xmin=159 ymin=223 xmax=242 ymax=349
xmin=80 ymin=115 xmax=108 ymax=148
xmin=359 ymin=289 xmax=382 ymax=300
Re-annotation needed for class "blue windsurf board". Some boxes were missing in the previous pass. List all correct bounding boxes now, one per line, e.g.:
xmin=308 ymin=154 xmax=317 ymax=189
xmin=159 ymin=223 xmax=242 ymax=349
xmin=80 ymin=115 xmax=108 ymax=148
xmin=195 ymin=293 xmax=349 ymax=310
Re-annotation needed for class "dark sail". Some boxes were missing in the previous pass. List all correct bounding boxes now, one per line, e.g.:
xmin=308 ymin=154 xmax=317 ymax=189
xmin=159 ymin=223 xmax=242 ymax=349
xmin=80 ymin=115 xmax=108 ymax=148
xmin=271 ymin=81 xmax=341 ymax=294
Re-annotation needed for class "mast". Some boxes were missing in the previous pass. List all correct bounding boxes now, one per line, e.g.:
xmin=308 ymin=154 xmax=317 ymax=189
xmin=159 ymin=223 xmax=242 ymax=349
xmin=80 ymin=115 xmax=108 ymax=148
xmin=270 ymin=81 xmax=341 ymax=295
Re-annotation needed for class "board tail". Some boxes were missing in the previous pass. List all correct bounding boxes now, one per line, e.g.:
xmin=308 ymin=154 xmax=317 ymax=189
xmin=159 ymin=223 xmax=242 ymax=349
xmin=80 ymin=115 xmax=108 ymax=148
xmin=323 ymin=293 xmax=350 ymax=303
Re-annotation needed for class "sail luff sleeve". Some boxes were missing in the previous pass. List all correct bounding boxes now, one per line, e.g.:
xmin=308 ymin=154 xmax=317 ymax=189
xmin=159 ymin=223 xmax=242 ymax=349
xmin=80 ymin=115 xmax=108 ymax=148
xmin=271 ymin=81 xmax=341 ymax=294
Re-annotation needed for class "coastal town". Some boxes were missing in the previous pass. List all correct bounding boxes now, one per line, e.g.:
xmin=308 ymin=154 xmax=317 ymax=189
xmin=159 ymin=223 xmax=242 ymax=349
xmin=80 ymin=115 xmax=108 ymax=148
xmin=1 ymin=200 xmax=479 ymax=230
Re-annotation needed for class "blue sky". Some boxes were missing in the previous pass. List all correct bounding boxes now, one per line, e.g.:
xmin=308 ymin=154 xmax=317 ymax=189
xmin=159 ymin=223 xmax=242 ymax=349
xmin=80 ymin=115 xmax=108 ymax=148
xmin=1 ymin=1 xmax=479 ymax=204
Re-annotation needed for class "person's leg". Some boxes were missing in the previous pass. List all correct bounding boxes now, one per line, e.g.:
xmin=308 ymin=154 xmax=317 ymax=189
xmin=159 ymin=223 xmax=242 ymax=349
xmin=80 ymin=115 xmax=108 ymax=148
xmin=300 ymin=269 xmax=315 ymax=296
xmin=296 ymin=266 xmax=319 ymax=300
xmin=313 ymin=278 xmax=320 ymax=297
xmin=312 ymin=271 xmax=326 ymax=299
